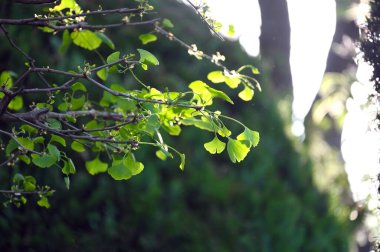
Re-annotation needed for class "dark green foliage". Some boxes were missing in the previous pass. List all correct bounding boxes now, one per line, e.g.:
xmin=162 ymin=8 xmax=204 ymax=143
xmin=361 ymin=0 xmax=380 ymax=94
xmin=0 ymin=0 xmax=354 ymax=251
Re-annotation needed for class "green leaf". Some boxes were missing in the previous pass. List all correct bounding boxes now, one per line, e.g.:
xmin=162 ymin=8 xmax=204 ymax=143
xmin=70 ymin=82 xmax=87 ymax=92
xmin=207 ymin=71 xmax=225 ymax=83
xmin=71 ymin=30 xmax=102 ymax=50
xmin=237 ymin=128 xmax=260 ymax=148
xmin=217 ymin=126 xmax=231 ymax=137
xmin=96 ymin=32 xmax=115 ymax=50
xmin=70 ymin=95 xmax=86 ymax=110
xmin=108 ymin=160 xmax=132 ymax=180
xmin=46 ymin=118 xmax=62 ymax=130
xmin=24 ymin=176 xmax=36 ymax=191
xmin=139 ymin=33 xmax=158 ymax=45
xmin=86 ymin=157 xmax=108 ymax=175
xmin=33 ymin=136 xmax=45 ymax=144
xmin=252 ymin=67 xmax=260 ymax=74
xmin=225 ymin=76 xmax=241 ymax=89
xmin=207 ymin=87 xmax=234 ymax=104
xmin=106 ymin=51 xmax=120 ymax=73
xmin=238 ymin=86 xmax=254 ymax=101
xmin=162 ymin=18 xmax=174 ymax=28
xmin=19 ymin=155 xmax=31 ymax=164
xmin=71 ymin=141 xmax=85 ymax=153
xmin=20 ymin=125 xmax=38 ymax=134
xmin=50 ymin=135 xmax=66 ymax=147
xmin=123 ymin=153 xmax=144 ymax=176
xmin=64 ymin=176 xmax=70 ymax=190
xmin=181 ymin=117 xmax=214 ymax=132
xmin=8 ymin=96 xmax=23 ymax=111
xmin=47 ymin=144 xmax=60 ymax=161
xmin=227 ymin=24 xmax=235 ymax=37
xmin=60 ymin=30 xmax=72 ymax=54
xmin=106 ymin=51 xmax=120 ymax=64
xmin=5 ymin=139 xmax=18 ymax=156
xmin=179 ymin=153 xmax=185 ymax=171
xmin=17 ymin=137 xmax=34 ymax=151
xmin=37 ymin=196 xmax=50 ymax=208
xmin=0 ymin=71 xmax=13 ymax=88
xmin=156 ymin=149 xmax=173 ymax=161
xmin=62 ymin=158 xmax=76 ymax=175
xmin=204 ymin=136 xmax=226 ymax=154
xmin=189 ymin=80 xmax=233 ymax=104
xmin=141 ymin=63 xmax=148 ymax=71
xmin=13 ymin=173 xmax=24 ymax=184
xmin=31 ymin=154 xmax=56 ymax=168
xmin=137 ymin=49 xmax=159 ymax=67
xmin=227 ymin=139 xmax=250 ymax=163
xmin=96 ymin=68 xmax=108 ymax=81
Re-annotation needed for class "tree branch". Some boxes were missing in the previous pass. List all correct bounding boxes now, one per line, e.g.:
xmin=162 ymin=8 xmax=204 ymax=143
xmin=0 ymin=109 xmax=126 ymax=123
xmin=14 ymin=0 xmax=56 ymax=4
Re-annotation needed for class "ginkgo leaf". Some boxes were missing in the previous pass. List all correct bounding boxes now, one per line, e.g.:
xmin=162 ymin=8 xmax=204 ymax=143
xmin=237 ymin=128 xmax=260 ymax=148
xmin=123 ymin=153 xmax=144 ymax=176
xmin=162 ymin=18 xmax=174 ymax=29
xmin=137 ymin=49 xmax=159 ymax=66
xmin=62 ymin=158 xmax=76 ymax=175
xmin=204 ymin=136 xmax=226 ymax=154
xmin=238 ymin=86 xmax=254 ymax=101
xmin=207 ymin=86 xmax=234 ymax=104
xmin=71 ymin=30 xmax=102 ymax=50
xmin=37 ymin=196 xmax=50 ymax=208
xmin=227 ymin=138 xmax=250 ymax=163
xmin=86 ymin=157 xmax=108 ymax=175
xmin=207 ymin=71 xmax=225 ymax=83
xmin=225 ymin=76 xmax=241 ymax=88
xmin=108 ymin=160 xmax=132 ymax=180
xmin=139 ymin=33 xmax=158 ymax=45
xmin=106 ymin=51 xmax=120 ymax=64
xmin=179 ymin=153 xmax=185 ymax=170
xmin=71 ymin=141 xmax=85 ymax=153
xmin=50 ymin=135 xmax=66 ymax=147
xmin=51 ymin=0 xmax=81 ymax=12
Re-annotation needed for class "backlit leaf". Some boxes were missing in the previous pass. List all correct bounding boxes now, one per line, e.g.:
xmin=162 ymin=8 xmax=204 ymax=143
xmin=225 ymin=76 xmax=241 ymax=88
xmin=71 ymin=141 xmax=85 ymax=152
xmin=204 ymin=136 xmax=226 ymax=154
xmin=179 ymin=153 xmax=185 ymax=170
xmin=96 ymin=68 xmax=108 ymax=81
xmin=238 ymin=86 xmax=254 ymax=101
xmin=31 ymin=154 xmax=56 ymax=168
xmin=108 ymin=160 xmax=132 ymax=180
xmin=139 ymin=33 xmax=158 ymax=45
xmin=227 ymin=138 xmax=250 ymax=163
xmin=86 ymin=157 xmax=108 ymax=175
xmin=162 ymin=18 xmax=174 ymax=28
xmin=207 ymin=71 xmax=225 ymax=83
xmin=50 ymin=135 xmax=66 ymax=147
xmin=123 ymin=153 xmax=144 ymax=176
xmin=137 ymin=49 xmax=159 ymax=66
xmin=37 ymin=196 xmax=50 ymax=208
xmin=106 ymin=51 xmax=120 ymax=64
xmin=8 ymin=96 xmax=23 ymax=111
xmin=51 ymin=0 xmax=81 ymax=12
xmin=62 ymin=158 xmax=76 ymax=175
xmin=71 ymin=30 xmax=102 ymax=50
xmin=237 ymin=128 xmax=260 ymax=148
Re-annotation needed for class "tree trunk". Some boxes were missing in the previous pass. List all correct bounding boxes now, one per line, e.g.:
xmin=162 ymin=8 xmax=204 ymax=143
xmin=258 ymin=0 xmax=292 ymax=92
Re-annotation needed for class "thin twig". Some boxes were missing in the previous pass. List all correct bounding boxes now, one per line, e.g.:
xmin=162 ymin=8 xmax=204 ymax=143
xmin=184 ymin=0 xmax=224 ymax=41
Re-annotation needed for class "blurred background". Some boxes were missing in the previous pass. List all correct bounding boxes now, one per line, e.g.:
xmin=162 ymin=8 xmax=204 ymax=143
xmin=0 ymin=0 xmax=379 ymax=251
